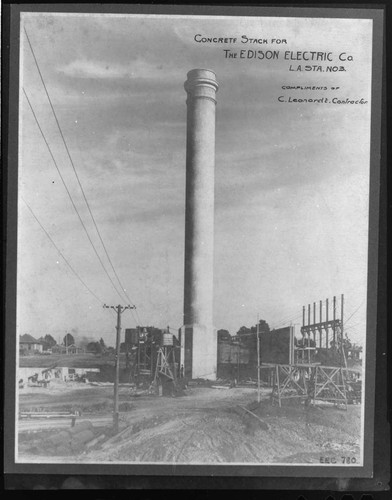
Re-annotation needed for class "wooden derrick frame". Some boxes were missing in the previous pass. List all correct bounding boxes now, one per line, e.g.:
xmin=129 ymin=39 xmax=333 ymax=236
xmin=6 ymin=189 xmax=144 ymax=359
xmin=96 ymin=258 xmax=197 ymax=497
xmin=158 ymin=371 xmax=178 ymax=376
xmin=149 ymin=346 xmax=178 ymax=394
xmin=310 ymin=365 xmax=348 ymax=409
xmin=271 ymin=364 xmax=309 ymax=407
xmin=271 ymin=363 xmax=349 ymax=410
xmin=156 ymin=346 xmax=176 ymax=380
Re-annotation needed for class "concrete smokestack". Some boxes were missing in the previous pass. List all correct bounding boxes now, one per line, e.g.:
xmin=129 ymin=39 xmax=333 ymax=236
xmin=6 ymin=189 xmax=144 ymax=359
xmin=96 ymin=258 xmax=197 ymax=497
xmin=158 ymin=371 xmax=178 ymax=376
xmin=180 ymin=69 xmax=218 ymax=380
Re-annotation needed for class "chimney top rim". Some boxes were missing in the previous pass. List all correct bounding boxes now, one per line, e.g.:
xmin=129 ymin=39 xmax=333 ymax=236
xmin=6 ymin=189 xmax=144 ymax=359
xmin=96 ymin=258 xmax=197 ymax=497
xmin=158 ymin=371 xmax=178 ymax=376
xmin=186 ymin=68 xmax=217 ymax=79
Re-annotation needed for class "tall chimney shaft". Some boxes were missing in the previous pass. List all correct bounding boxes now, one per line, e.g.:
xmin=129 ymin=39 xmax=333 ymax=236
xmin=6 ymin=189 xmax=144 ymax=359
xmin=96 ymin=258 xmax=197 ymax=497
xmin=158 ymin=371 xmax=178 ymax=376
xmin=180 ymin=69 xmax=219 ymax=380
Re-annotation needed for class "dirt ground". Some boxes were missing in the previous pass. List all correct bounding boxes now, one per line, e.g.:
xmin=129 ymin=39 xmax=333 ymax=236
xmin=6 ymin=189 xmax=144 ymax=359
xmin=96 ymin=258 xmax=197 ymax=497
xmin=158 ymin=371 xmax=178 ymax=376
xmin=17 ymin=382 xmax=362 ymax=465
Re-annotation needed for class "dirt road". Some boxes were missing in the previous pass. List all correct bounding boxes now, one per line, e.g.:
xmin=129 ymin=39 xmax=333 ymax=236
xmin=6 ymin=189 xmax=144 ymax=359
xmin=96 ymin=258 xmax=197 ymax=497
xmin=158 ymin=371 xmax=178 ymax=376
xmin=17 ymin=383 xmax=362 ymax=465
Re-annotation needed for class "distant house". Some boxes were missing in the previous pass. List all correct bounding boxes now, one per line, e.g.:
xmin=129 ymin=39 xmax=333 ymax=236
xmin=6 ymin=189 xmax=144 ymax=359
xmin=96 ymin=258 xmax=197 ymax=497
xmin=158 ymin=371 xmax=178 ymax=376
xmin=66 ymin=344 xmax=85 ymax=354
xmin=19 ymin=334 xmax=43 ymax=353
xmin=51 ymin=344 xmax=84 ymax=355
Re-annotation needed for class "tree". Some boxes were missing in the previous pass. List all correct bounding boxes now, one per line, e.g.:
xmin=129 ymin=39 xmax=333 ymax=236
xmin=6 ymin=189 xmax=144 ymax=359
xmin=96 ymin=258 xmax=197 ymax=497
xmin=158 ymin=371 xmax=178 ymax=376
xmin=44 ymin=334 xmax=57 ymax=347
xmin=63 ymin=333 xmax=75 ymax=347
xmin=86 ymin=341 xmax=102 ymax=354
xmin=218 ymin=329 xmax=231 ymax=342
xmin=237 ymin=326 xmax=250 ymax=335
xmin=236 ymin=320 xmax=271 ymax=366
xmin=256 ymin=319 xmax=270 ymax=334
xmin=99 ymin=337 xmax=106 ymax=349
xmin=236 ymin=320 xmax=270 ymax=340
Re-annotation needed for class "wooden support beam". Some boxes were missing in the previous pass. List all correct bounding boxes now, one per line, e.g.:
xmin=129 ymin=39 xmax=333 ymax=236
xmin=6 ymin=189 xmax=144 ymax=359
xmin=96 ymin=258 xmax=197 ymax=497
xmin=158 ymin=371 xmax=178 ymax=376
xmin=238 ymin=405 xmax=269 ymax=430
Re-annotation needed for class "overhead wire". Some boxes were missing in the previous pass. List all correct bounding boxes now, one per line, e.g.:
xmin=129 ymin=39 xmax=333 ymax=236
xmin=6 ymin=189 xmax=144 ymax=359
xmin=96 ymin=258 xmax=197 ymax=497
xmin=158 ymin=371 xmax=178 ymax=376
xmin=23 ymin=27 xmax=137 ymax=309
xmin=22 ymin=198 xmax=117 ymax=320
xmin=22 ymin=197 xmax=103 ymax=306
xmin=276 ymin=309 xmax=303 ymax=322
xmin=273 ymin=315 xmax=302 ymax=329
xmin=271 ymin=312 xmax=302 ymax=329
xmin=22 ymin=88 xmax=127 ymax=305
xmin=344 ymin=323 xmax=362 ymax=333
xmin=269 ymin=309 xmax=300 ymax=325
xmin=125 ymin=306 xmax=140 ymax=326
xmin=343 ymin=299 xmax=365 ymax=326
xmin=133 ymin=306 xmax=143 ymax=325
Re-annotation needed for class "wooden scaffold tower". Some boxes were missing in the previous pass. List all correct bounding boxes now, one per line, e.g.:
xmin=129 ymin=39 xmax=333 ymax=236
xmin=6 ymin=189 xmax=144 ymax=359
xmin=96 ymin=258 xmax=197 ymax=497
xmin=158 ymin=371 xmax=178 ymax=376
xmin=271 ymin=363 xmax=309 ymax=407
xmin=149 ymin=331 xmax=178 ymax=396
xmin=309 ymin=365 xmax=348 ymax=409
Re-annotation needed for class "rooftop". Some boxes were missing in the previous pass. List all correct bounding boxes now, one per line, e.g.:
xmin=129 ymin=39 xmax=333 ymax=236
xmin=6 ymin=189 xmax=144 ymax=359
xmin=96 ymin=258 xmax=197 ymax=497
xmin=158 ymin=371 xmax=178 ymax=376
xmin=20 ymin=334 xmax=42 ymax=344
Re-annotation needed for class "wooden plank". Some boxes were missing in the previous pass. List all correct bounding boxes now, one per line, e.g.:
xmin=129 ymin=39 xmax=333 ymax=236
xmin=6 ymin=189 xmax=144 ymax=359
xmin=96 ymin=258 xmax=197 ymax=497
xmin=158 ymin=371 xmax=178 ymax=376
xmin=238 ymin=405 xmax=269 ymax=431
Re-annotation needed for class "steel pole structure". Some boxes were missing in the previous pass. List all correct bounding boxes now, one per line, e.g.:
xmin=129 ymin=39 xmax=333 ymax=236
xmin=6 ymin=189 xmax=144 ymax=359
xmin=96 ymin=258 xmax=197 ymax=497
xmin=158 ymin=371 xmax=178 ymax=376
xmin=333 ymin=295 xmax=336 ymax=348
xmin=341 ymin=293 xmax=344 ymax=337
xmin=289 ymin=324 xmax=294 ymax=365
xmin=326 ymin=298 xmax=329 ymax=349
xmin=319 ymin=300 xmax=322 ymax=348
xmin=181 ymin=69 xmax=219 ymax=380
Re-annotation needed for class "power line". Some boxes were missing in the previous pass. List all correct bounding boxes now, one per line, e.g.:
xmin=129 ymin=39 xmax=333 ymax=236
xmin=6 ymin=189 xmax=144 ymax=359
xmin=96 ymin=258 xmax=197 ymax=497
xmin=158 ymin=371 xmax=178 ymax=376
xmin=125 ymin=304 xmax=140 ymax=326
xmin=272 ymin=312 xmax=302 ymax=329
xmin=22 ymin=88 xmax=127 ymax=304
xmin=23 ymin=27 xmax=136 ymax=308
xmin=24 ymin=26 xmax=134 ymax=306
xmin=22 ymin=197 xmax=104 ymax=305
xmin=134 ymin=307 xmax=143 ymax=325
xmin=344 ymin=299 xmax=365 ymax=326
xmin=275 ymin=310 xmax=302 ymax=324
xmin=344 ymin=323 xmax=362 ymax=333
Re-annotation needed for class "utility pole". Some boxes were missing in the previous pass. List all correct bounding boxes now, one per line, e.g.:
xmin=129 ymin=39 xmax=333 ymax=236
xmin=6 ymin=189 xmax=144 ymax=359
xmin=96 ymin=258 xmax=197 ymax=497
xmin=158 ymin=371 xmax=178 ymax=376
xmin=104 ymin=304 xmax=136 ymax=434
xmin=257 ymin=314 xmax=260 ymax=403
xmin=333 ymin=295 xmax=336 ymax=348
xmin=340 ymin=293 xmax=346 ymax=368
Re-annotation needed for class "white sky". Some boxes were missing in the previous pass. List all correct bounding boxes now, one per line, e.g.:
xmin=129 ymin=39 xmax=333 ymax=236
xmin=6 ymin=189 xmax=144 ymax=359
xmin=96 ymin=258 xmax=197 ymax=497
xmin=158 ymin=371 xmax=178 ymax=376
xmin=17 ymin=13 xmax=373 ymax=346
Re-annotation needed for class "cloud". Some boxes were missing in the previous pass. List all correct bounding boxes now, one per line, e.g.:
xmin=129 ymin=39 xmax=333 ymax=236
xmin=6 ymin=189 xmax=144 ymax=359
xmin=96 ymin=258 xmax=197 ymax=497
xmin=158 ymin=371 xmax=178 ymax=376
xmin=58 ymin=57 xmax=184 ymax=82
xmin=58 ymin=59 xmax=130 ymax=79
xmin=58 ymin=58 xmax=138 ymax=80
xmin=19 ymin=12 xmax=373 ymax=341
